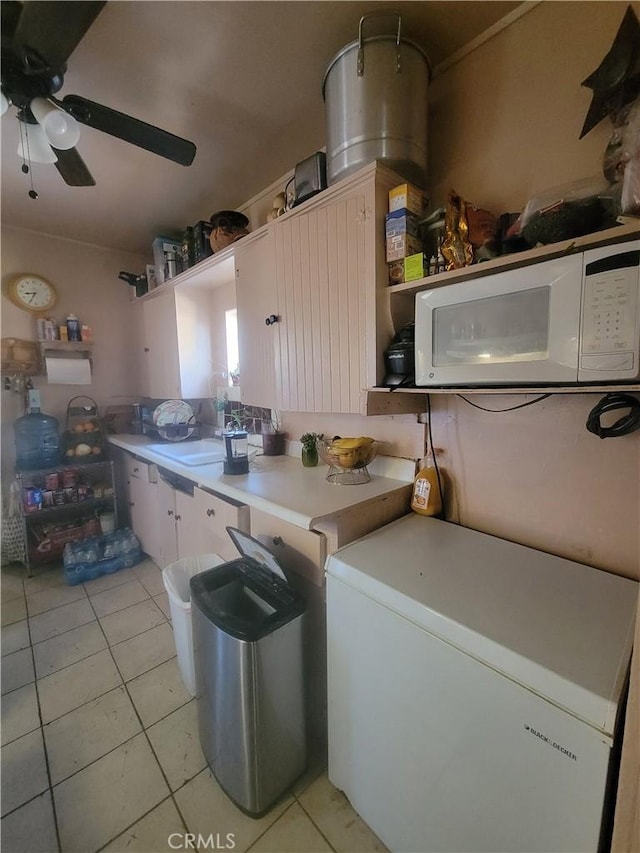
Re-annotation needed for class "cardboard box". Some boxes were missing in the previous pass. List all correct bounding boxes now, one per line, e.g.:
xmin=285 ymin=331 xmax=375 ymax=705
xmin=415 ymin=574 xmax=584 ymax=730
xmin=386 ymin=233 xmax=422 ymax=262
xmin=404 ymin=252 xmax=429 ymax=282
xmin=389 ymin=182 xmax=429 ymax=215
xmin=387 ymin=260 xmax=405 ymax=286
xmin=385 ymin=209 xmax=420 ymax=239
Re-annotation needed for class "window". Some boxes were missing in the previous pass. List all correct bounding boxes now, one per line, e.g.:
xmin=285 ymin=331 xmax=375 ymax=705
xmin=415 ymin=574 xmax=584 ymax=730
xmin=225 ymin=308 xmax=239 ymax=386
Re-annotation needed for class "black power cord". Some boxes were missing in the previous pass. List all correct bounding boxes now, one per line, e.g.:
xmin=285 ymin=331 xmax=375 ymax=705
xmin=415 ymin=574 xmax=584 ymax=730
xmin=425 ymin=394 xmax=446 ymax=521
xmin=457 ymin=393 xmax=551 ymax=412
xmin=586 ymin=393 xmax=640 ymax=439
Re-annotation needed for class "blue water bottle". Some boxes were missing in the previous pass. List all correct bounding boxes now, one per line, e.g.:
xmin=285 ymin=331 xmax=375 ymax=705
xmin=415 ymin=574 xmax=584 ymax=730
xmin=14 ymin=390 xmax=60 ymax=471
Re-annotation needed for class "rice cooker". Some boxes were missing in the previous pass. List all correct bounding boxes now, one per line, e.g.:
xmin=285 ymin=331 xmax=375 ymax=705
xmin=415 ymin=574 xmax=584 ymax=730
xmin=383 ymin=322 xmax=415 ymax=387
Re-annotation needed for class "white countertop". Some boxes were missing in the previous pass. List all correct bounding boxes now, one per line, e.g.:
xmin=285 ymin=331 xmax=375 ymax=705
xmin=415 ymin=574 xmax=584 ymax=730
xmin=108 ymin=434 xmax=413 ymax=530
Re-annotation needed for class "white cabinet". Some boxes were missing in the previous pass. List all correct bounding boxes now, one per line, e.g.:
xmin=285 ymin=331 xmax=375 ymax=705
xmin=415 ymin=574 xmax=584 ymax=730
xmin=125 ymin=457 xmax=161 ymax=564
xmin=235 ymin=228 xmax=279 ymax=408
xmin=140 ymin=286 xmax=216 ymax=399
xmin=235 ymin=164 xmax=407 ymax=413
xmin=268 ymin=162 xmax=406 ymax=413
xmin=140 ymin=289 xmax=181 ymax=398
xmin=190 ymin=486 xmax=250 ymax=561
xmin=249 ymin=508 xmax=326 ymax=586
xmin=156 ymin=475 xmax=250 ymax=568
xmin=156 ymin=475 xmax=180 ymax=568
xmin=130 ymin=299 xmax=150 ymax=395
xmin=271 ymin=181 xmax=371 ymax=412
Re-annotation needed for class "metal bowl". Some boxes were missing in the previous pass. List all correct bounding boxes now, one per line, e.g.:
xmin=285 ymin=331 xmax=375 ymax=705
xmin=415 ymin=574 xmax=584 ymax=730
xmin=317 ymin=437 xmax=379 ymax=484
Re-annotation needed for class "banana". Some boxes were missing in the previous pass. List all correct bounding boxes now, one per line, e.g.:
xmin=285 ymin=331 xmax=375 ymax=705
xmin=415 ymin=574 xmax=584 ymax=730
xmin=326 ymin=436 xmax=375 ymax=468
xmin=331 ymin=436 xmax=374 ymax=450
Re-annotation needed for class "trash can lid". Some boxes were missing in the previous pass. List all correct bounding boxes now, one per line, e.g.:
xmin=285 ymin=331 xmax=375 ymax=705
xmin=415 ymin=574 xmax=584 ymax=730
xmin=226 ymin=526 xmax=287 ymax=580
xmin=190 ymin=559 xmax=305 ymax=641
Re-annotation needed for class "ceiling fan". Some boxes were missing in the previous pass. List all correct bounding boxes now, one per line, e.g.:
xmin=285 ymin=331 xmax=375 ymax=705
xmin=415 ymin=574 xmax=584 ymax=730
xmin=1 ymin=0 xmax=197 ymax=192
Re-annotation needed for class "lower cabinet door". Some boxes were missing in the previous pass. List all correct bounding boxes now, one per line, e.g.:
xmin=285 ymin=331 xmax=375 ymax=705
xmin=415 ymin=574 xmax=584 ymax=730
xmin=157 ymin=478 xmax=178 ymax=568
xmin=128 ymin=475 xmax=161 ymax=564
xmin=188 ymin=487 xmax=250 ymax=562
xmin=249 ymin=507 xmax=326 ymax=586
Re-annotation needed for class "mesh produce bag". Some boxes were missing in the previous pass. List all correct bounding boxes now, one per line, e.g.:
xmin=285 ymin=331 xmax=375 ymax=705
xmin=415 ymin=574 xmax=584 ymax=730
xmin=1 ymin=480 xmax=26 ymax=565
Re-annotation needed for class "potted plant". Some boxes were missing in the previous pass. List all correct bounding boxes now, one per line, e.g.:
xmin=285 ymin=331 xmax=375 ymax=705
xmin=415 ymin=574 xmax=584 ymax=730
xmin=213 ymin=392 xmax=228 ymax=429
xmin=300 ymin=432 xmax=323 ymax=467
xmin=262 ymin=410 xmax=287 ymax=456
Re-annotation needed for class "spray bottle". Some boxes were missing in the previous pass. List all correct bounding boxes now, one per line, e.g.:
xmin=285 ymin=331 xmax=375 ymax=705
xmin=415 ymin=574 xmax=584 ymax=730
xmin=411 ymin=448 xmax=443 ymax=517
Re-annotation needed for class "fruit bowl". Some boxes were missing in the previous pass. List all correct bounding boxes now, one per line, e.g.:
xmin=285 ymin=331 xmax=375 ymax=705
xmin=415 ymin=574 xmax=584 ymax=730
xmin=317 ymin=437 xmax=379 ymax=484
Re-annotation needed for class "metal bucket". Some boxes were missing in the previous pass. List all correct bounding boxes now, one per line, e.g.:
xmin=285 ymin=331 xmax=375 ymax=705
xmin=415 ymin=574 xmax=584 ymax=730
xmin=322 ymin=13 xmax=430 ymax=187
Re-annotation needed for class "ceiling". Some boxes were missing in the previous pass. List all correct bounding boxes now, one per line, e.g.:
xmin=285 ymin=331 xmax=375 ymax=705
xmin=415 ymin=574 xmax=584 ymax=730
xmin=1 ymin=0 xmax=523 ymax=258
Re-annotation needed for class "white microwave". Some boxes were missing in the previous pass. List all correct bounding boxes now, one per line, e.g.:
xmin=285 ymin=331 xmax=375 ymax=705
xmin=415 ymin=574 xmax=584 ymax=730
xmin=414 ymin=239 xmax=640 ymax=387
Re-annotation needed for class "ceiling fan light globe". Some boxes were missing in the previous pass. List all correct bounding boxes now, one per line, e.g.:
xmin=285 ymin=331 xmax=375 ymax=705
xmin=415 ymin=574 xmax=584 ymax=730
xmin=17 ymin=122 xmax=58 ymax=164
xmin=30 ymin=97 xmax=80 ymax=150
xmin=44 ymin=111 xmax=80 ymax=149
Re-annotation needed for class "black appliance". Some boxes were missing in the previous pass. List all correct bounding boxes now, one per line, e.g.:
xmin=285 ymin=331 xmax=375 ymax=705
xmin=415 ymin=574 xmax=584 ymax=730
xmin=292 ymin=152 xmax=327 ymax=207
xmin=383 ymin=322 xmax=415 ymax=387
xmin=118 ymin=271 xmax=148 ymax=298
xmin=223 ymin=429 xmax=249 ymax=475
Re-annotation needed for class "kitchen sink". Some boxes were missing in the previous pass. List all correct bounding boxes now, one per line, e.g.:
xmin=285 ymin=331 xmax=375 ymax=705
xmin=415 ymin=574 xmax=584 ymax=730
xmin=144 ymin=440 xmax=226 ymax=466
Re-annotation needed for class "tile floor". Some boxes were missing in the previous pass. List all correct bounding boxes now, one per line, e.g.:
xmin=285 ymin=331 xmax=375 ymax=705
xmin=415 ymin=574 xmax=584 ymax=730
xmin=1 ymin=558 xmax=388 ymax=853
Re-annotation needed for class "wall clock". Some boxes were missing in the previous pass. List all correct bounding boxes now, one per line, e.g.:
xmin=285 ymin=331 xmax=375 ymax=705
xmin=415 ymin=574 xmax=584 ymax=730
xmin=5 ymin=274 xmax=57 ymax=314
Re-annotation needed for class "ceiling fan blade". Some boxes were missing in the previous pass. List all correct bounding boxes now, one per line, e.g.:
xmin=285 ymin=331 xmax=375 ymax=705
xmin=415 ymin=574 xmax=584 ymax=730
xmin=61 ymin=94 xmax=197 ymax=166
xmin=1 ymin=1 xmax=23 ymax=43
xmin=14 ymin=1 xmax=105 ymax=73
xmin=53 ymin=146 xmax=95 ymax=186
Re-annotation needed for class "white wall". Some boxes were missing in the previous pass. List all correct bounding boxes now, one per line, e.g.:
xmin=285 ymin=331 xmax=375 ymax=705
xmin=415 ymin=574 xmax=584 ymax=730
xmin=1 ymin=226 xmax=147 ymax=484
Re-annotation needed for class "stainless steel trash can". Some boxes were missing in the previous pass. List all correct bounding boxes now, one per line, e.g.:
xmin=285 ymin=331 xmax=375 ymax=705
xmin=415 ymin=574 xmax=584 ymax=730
xmin=191 ymin=527 xmax=307 ymax=817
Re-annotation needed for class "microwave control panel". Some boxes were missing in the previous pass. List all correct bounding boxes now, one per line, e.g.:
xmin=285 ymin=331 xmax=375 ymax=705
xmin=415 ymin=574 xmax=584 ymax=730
xmin=580 ymin=246 xmax=639 ymax=376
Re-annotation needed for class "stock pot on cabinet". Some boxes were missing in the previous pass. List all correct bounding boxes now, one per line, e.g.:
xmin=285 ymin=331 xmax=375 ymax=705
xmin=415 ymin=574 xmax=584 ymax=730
xmin=322 ymin=12 xmax=430 ymax=186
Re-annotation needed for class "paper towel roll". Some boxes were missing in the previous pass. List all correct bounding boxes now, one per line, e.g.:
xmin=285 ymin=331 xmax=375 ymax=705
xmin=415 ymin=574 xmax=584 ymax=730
xmin=45 ymin=356 xmax=92 ymax=385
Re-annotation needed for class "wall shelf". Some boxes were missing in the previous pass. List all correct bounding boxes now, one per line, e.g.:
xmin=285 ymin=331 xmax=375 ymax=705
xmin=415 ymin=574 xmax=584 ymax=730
xmin=369 ymin=384 xmax=640 ymax=397
xmin=137 ymin=242 xmax=237 ymax=297
xmin=388 ymin=220 xmax=640 ymax=298
xmin=365 ymin=385 xmax=640 ymax=414
xmin=39 ymin=340 xmax=93 ymax=356
xmin=1 ymin=338 xmax=42 ymax=376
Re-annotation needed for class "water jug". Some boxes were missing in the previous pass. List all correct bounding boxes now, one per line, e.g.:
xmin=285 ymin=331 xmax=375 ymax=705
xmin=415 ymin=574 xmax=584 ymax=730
xmin=14 ymin=409 xmax=60 ymax=471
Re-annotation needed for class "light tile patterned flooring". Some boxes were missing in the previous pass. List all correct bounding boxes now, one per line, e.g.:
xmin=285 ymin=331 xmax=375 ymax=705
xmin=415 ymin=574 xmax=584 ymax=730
xmin=1 ymin=558 xmax=388 ymax=853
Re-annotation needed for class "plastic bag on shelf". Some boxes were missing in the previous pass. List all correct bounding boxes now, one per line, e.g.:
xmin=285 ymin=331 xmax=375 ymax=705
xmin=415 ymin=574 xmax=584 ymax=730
xmin=519 ymin=176 xmax=610 ymax=245
xmin=603 ymin=97 xmax=640 ymax=216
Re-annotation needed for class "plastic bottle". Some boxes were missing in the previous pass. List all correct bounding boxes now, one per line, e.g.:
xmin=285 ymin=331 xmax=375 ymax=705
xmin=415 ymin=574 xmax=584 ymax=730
xmin=66 ymin=313 xmax=81 ymax=342
xmin=411 ymin=450 xmax=443 ymax=517
xmin=181 ymin=226 xmax=195 ymax=270
xmin=14 ymin=390 xmax=60 ymax=471
xmin=45 ymin=318 xmax=59 ymax=340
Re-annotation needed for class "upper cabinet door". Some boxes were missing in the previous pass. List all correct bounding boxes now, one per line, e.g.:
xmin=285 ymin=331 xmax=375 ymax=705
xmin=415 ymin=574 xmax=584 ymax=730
xmin=235 ymin=229 xmax=280 ymax=409
xmin=273 ymin=176 xmax=377 ymax=413
xmin=140 ymin=285 xmax=218 ymax=400
xmin=142 ymin=289 xmax=181 ymax=399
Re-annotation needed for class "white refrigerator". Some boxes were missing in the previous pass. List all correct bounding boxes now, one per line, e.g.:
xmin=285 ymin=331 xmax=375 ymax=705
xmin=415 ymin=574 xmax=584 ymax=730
xmin=326 ymin=515 xmax=637 ymax=853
